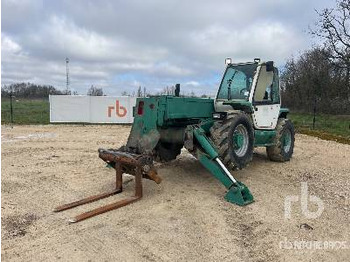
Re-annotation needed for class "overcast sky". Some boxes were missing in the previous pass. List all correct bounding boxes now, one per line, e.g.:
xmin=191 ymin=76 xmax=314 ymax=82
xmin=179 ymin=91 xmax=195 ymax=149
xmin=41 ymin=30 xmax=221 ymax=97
xmin=2 ymin=0 xmax=331 ymax=95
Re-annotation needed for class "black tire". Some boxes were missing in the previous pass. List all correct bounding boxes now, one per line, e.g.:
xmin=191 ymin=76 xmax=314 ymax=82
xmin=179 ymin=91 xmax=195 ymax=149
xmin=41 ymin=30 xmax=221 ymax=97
xmin=210 ymin=112 xmax=254 ymax=169
xmin=266 ymin=118 xmax=295 ymax=162
xmin=154 ymin=142 xmax=183 ymax=163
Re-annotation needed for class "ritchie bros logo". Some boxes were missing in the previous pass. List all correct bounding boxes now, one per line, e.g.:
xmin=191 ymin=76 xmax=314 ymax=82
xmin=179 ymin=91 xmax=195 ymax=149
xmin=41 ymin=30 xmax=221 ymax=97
xmin=107 ymin=100 xmax=127 ymax=117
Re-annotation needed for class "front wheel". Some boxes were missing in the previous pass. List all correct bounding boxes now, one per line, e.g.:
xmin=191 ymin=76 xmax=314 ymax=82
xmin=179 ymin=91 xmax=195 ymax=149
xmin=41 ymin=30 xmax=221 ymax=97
xmin=266 ymin=118 xmax=295 ymax=162
xmin=210 ymin=112 xmax=254 ymax=169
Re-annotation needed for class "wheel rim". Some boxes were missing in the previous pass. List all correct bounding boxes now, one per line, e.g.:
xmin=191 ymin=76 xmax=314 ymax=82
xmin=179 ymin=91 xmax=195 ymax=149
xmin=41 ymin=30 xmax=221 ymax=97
xmin=233 ymin=124 xmax=249 ymax=157
xmin=282 ymin=129 xmax=292 ymax=153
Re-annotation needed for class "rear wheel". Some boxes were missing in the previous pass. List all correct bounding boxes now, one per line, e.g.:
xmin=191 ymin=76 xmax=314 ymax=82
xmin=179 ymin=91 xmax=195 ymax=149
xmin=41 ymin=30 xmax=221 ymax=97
xmin=266 ymin=118 xmax=295 ymax=161
xmin=154 ymin=142 xmax=183 ymax=162
xmin=210 ymin=112 xmax=254 ymax=169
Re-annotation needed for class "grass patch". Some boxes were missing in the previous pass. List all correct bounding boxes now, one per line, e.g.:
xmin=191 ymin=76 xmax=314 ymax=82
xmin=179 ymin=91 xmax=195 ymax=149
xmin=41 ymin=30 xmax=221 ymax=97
xmin=1 ymin=98 xmax=49 ymax=124
xmin=289 ymin=113 xmax=350 ymax=144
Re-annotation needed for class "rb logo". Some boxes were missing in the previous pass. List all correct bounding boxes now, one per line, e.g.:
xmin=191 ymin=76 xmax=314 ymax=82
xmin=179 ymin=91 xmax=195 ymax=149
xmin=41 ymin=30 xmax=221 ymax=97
xmin=284 ymin=182 xmax=324 ymax=219
xmin=108 ymin=100 xmax=127 ymax=117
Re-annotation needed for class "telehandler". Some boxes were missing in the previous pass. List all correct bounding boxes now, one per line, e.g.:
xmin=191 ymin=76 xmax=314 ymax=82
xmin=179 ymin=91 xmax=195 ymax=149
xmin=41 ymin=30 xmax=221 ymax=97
xmin=55 ymin=58 xmax=295 ymax=223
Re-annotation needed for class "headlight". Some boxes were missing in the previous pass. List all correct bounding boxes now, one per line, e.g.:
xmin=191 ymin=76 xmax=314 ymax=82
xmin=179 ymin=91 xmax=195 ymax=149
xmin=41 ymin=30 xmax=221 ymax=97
xmin=212 ymin=112 xmax=227 ymax=120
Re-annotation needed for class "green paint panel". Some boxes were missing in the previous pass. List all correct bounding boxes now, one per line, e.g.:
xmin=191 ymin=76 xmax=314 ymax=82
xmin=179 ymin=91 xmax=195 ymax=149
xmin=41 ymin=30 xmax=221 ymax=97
xmin=163 ymin=96 xmax=214 ymax=120
xmin=254 ymin=129 xmax=276 ymax=147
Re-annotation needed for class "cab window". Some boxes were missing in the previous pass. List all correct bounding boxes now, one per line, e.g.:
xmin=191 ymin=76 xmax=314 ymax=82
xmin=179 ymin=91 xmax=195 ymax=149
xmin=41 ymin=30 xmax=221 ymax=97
xmin=253 ymin=65 xmax=276 ymax=103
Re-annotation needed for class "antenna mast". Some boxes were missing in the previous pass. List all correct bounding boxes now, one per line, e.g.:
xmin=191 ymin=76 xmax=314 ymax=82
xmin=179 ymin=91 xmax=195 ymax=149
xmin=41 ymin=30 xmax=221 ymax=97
xmin=66 ymin=57 xmax=70 ymax=94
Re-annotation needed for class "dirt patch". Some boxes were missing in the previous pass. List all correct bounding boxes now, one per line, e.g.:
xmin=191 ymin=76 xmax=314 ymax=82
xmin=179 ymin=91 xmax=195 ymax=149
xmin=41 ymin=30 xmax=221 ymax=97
xmin=1 ymin=125 xmax=349 ymax=262
xmin=2 ymin=213 xmax=37 ymax=240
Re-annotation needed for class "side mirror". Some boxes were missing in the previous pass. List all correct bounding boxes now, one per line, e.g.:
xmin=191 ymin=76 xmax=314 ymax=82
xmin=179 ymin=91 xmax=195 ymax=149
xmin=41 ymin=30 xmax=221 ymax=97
xmin=266 ymin=61 xmax=274 ymax=72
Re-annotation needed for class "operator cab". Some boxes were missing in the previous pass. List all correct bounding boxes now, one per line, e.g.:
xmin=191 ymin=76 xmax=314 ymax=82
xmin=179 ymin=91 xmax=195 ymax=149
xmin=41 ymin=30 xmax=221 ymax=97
xmin=215 ymin=59 xmax=281 ymax=130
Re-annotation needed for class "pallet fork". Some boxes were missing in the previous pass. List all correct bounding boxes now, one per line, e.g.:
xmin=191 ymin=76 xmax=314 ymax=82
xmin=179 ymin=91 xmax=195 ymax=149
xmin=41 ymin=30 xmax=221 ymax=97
xmin=54 ymin=149 xmax=161 ymax=223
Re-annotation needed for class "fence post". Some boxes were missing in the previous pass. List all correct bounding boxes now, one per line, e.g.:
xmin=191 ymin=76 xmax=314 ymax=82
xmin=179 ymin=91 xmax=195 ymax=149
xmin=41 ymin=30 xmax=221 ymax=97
xmin=10 ymin=90 xmax=14 ymax=124
xmin=312 ymin=96 xmax=316 ymax=129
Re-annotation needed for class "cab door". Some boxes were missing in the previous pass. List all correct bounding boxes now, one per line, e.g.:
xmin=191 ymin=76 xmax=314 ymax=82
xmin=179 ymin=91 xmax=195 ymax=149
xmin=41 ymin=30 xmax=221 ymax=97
xmin=250 ymin=65 xmax=280 ymax=130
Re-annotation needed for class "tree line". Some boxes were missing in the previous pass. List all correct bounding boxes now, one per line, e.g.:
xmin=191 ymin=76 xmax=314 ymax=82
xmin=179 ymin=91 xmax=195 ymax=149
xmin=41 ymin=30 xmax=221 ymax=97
xmin=281 ymin=0 xmax=350 ymax=114
xmin=1 ymin=83 xmax=105 ymax=98
xmin=1 ymin=83 xmax=65 ymax=98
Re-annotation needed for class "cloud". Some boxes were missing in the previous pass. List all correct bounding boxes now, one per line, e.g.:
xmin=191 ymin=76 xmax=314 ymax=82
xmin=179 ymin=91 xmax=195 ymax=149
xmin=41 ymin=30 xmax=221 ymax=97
xmin=185 ymin=81 xmax=200 ymax=87
xmin=25 ymin=15 xmax=168 ymax=63
xmin=188 ymin=22 xmax=302 ymax=64
xmin=2 ymin=0 xmax=332 ymax=95
xmin=2 ymin=35 xmax=22 ymax=54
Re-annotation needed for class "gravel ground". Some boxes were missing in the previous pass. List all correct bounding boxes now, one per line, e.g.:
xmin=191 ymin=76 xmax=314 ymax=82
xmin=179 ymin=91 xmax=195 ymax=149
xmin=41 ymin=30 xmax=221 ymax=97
xmin=1 ymin=125 xmax=349 ymax=262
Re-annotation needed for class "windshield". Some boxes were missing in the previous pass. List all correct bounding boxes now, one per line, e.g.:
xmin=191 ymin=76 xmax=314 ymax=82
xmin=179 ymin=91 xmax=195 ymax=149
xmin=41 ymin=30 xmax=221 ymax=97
xmin=217 ymin=63 xmax=258 ymax=100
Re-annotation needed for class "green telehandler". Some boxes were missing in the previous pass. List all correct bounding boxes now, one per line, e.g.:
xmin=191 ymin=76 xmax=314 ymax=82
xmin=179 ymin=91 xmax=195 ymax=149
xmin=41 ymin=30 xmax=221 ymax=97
xmin=55 ymin=59 xmax=295 ymax=223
